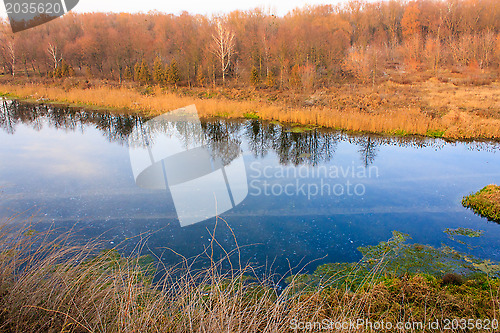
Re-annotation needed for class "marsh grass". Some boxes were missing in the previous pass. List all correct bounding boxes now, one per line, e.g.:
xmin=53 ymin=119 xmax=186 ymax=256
xmin=463 ymin=185 xmax=500 ymax=222
xmin=0 ymin=216 xmax=499 ymax=332
xmin=1 ymin=80 xmax=500 ymax=140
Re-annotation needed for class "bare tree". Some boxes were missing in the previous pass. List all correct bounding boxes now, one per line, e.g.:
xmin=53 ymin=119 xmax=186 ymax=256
xmin=211 ymin=19 xmax=235 ymax=85
xmin=6 ymin=40 xmax=16 ymax=77
xmin=47 ymin=42 xmax=62 ymax=71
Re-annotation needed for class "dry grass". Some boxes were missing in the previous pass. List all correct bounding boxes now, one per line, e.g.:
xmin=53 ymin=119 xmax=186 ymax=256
xmin=0 ymin=216 xmax=367 ymax=333
xmin=1 ymin=79 xmax=500 ymax=140
xmin=0 ymin=216 xmax=498 ymax=333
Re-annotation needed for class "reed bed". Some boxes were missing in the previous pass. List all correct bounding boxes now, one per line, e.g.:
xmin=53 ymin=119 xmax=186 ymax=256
xmin=1 ymin=82 xmax=500 ymax=140
xmin=0 ymin=215 xmax=498 ymax=333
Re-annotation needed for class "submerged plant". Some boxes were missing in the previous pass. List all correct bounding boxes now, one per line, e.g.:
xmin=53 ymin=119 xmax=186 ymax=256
xmin=293 ymin=231 xmax=500 ymax=291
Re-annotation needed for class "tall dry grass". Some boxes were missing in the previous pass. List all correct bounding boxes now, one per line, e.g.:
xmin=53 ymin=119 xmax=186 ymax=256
xmin=0 ymin=216 xmax=376 ymax=333
xmin=0 ymin=215 xmax=499 ymax=333
xmin=1 ymin=82 xmax=500 ymax=139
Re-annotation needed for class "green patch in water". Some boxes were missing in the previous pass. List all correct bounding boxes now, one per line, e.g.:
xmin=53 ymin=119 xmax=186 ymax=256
xmin=286 ymin=125 xmax=316 ymax=133
xmin=290 ymin=231 xmax=500 ymax=291
xmin=445 ymin=227 xmax=483 ymax=238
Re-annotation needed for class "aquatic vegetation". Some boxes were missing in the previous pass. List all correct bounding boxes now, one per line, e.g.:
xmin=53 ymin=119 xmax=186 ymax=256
xmin=444 ymin=227 xmax=484 ymax=238
xmin=293 ymin=231 xmax=500 ymax=291
xmin=285 ymin=125 xmax=315 ymax=133
xmin=462 ymin=185 xmax=500 ymax=222
xmin=0 ymin=223 xmax=498 ymax=332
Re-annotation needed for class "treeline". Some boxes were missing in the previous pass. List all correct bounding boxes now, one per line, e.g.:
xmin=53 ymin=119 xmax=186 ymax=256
xmin=0 ymin=0 xmax=499 ymax=89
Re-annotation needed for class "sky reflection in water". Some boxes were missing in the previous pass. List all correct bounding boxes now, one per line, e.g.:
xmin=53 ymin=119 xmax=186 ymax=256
xmin=1 ymin=99 xmax=500 ymax=274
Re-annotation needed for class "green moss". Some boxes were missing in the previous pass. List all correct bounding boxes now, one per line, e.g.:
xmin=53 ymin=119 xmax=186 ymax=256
xmin=462 ymin=185 xmax=500 ymax=222
xmin=216 ymin=112 xmax=230 ymax=118
xmin=426 ymin=129 xmax=446 ymax=138
xmin=285 ymin=125 xmax=316 ymax=133
xmin=291 ymin=231 xmax=500 ymax=291
xmin=243 ymin=112 xmax=259 ymax=119
xmin=389 ymin=129 xmax=409 ymax=136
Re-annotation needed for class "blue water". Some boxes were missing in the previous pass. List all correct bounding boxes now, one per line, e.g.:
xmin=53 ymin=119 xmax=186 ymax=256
xmin=1 ymin=99 xmax=499 ymax=275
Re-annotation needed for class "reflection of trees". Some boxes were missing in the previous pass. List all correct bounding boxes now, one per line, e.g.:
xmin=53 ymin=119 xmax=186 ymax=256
xmin=357 ymin=137 xmax=378 ymax=167
xmin=244 ymin=120 xmax=277 ymax=159
xmin=0 ymin=100 xmax=16 ymax=134
xmin=0 ymin=100 xmax=142 ymax=145
xmin=243 ymin=122 xmax=337 ymax=166
xmin=272 ymin=129 xmax=337 ymax=166
xmin=201 ymin=122 xmax=242 ymax=165
xmin=4 ymin=100 xmax=481 ymax=168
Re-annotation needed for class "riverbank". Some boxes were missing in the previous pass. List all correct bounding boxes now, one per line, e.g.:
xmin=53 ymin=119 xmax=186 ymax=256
xmin=0 ymin=223 xmax=498 ymax=333
xmin=1 ymin=77 xmax=500 ymax=140
xmin=463 ymin=185 xmax=500 ymax=222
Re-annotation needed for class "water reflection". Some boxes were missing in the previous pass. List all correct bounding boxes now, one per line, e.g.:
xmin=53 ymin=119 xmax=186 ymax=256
xmin=129 ymin=106 xmax=248 ymax=227
xmin=2 ymin=98 xmax=498 ymax=167
xmin=1 ymin=99 xmax=500 ymax=275
xmin=0 ymin=99 xmax=142 ymax=145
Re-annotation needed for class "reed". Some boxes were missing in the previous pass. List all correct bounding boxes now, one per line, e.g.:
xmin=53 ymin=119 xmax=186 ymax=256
xmin=0 ymin=215 xmax=498 ymax=333
xmin=1 ymin=81 xmax=500 ymax=139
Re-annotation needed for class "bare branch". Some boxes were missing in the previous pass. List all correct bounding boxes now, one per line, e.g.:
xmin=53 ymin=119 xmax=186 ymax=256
xmin=210 ymin=19 xmax=235 ymax=85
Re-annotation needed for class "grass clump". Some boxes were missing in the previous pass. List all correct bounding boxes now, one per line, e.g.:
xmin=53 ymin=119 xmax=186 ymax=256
xmin=426 ymin=128 xmax=446 ymax=138
xmin=462 ymin=185 xmax=500 ymax=222
xmin=243 ymin=112 xmax=259 ymax=119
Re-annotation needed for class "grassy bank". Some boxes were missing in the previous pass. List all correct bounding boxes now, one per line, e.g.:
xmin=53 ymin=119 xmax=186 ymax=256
xmin=463 ymin=185 xmax=500 ymax=222
xmin=0 ymin=219 xmax=499 ymax=332
xmin=1 ymin=77 xmax=500 ymax=140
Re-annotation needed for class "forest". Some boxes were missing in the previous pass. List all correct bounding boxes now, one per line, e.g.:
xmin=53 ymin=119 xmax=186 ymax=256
xmin=1 ymin=0 xmax=500 ymax=88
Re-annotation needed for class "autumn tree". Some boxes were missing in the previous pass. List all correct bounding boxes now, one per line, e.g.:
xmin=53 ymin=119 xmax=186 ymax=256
xmin=138 ymin=59 xmax=151 ymax=83
xmin=0 ymin=27 xmax=17 ymax=77
xmin=167 ymin=61 xmax=180 ymax=86
xmin=134 ymin=62 xmax=141 ymax=82
xmin=265 ymin=70 xmax=275 ymax=88
xmin=5 ymin=40 xmax=16 ymax=77
xmin=250 ymin=66 xmax=260 ymax=86
xmin=401 ymin=2 xmax=421 ymax=40
xmin=211 ymin=19 xmax=235 ymax=85
xmin=53 ymin=59 xmax=74 ymax=78
xmin=289 ymin=65 xmax=302 ymax=90
xmin=196 ymin=68 xmax=206 ymax=87
xmin=401 ymin=2 xmax=422 ymax=68
xmin=47 ymin=43 xmax=62 ymax=71
xmin=153 ymin=57 xmax=165 ymax=84
xmin=123 ymin=66 xmax=133 ymax=81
